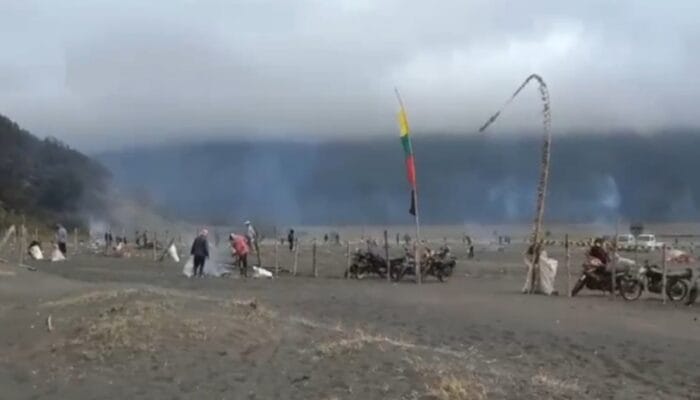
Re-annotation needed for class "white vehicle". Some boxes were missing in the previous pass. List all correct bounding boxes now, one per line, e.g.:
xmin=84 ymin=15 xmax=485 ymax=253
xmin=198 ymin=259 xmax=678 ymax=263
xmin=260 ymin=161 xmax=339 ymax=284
xmin=616 ymin=234 xmax=636 ymax=250
xmin=636 ymin=234 xmax=663 ymax=251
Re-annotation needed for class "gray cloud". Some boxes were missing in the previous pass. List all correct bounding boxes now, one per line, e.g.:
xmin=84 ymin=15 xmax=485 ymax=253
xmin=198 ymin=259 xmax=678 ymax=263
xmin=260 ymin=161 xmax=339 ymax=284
xmin=1 ymin=0 xmax=699 ymax=150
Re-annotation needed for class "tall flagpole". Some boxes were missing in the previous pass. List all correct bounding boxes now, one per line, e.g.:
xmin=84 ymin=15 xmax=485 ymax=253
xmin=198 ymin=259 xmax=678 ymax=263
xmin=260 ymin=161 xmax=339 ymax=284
xmin=395 ymin=88 xmax=422 ymax=284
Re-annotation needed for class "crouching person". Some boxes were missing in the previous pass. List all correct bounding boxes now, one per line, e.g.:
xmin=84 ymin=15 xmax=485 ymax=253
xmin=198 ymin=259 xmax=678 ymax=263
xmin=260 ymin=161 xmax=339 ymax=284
xmin=190 ymin=229 xmax=209 ymax=277
xmin=230 ymin=233 xmax=250 ymax=277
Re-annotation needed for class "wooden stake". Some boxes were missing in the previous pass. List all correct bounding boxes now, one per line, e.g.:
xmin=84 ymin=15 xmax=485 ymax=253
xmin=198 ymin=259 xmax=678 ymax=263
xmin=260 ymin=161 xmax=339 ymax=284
xmin=662 ymin=246 xmax=667 ymax=304
xmin=384 ymin=229 xmax=390 ymax=282
xmin=312 ymin=239 xmax=318 ymax=277
xmin=293 ymin=239 xmax=299 ymax=276
xmin=565 ymin=234 xmax=571 ymax=297
xmin=73 ymin=227 xmax=78 ymax=254
xmin=33 ymin=227 xmax=38 ymax=241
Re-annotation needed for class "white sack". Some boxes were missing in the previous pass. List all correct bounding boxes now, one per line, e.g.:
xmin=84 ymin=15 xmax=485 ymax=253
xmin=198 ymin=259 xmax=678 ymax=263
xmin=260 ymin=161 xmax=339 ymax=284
xmin=523 ymin=250 xmax=558 ymax=295
xmin=29 ymin=245 xmax=43 ymax=260
xmin=182 ymin=257 xmax=194 ymax=277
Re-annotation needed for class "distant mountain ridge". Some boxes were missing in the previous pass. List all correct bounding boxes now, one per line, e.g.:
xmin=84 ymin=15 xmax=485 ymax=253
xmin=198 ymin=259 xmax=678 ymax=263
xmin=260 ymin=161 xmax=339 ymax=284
xmin=0 ymin=114 xmax=111 ymax=228
xmin=97 ymin=131 xmax=700 ymax=225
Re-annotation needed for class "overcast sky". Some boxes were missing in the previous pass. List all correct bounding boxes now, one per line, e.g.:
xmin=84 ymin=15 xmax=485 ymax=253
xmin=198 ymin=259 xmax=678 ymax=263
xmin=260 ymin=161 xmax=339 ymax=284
xmin=1 ymin=0 xmax=699 ymax=150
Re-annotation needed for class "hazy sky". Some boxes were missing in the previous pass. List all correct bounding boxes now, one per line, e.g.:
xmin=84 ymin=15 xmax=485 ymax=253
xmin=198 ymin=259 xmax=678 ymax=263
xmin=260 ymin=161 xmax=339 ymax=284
xmin=1 ymin=0 xmax=699 ymax=150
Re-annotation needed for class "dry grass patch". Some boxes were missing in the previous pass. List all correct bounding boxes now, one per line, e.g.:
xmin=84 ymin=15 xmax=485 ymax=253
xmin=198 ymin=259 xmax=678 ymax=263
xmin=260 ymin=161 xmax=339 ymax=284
xmin=426 ymin=374 xmax=487 ymax=400
xmin=531 ymin=369 xmax=580 ymax=394
xmin=315 ymin=328 xmax=415 ymax=356
xmin=67 ymin=298 xmax=206 ymax=361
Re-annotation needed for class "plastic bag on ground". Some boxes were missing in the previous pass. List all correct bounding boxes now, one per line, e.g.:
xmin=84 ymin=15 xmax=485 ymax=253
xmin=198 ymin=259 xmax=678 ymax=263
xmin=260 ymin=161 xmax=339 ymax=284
xmin=252 ymin=266 xmax=273 ymax=279
xmin=51 ymin=246 xmax=66 ymax=262
xmin=168 ymin=244 xmax=180 ymax=262
xmin=183 ymin=257 xmax=194 ymax=277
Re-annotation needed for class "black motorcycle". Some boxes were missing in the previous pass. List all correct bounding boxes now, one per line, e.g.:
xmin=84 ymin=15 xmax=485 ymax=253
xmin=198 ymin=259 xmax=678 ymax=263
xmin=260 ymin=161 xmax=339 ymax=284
xmin=344 ymin=249 xmax=389 ymax=279
xmin=620 ymin=262 xmax=692 ymax=301
xmin=571 ymin=263 xmax=636 ymax=297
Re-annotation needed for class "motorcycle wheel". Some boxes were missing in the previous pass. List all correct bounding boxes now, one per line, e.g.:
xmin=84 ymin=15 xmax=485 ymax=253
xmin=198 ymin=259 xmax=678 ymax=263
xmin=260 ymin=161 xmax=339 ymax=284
xmin=571 ymin=276 xmax=587 ymax=297
xmin=618 ymin=278 xmax=643 ymax=301
xmin=667 ymin=280 xmax=689 ymax=302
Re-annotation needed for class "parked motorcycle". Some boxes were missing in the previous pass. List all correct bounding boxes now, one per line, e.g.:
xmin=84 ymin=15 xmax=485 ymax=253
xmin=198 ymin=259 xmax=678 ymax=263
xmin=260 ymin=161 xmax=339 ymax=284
xmin=571 ymin=262 xmax=636 ymax=297
xmin=392 ymin=245 xmax=456 ymax=282
xmin=619 ymin=261 xmax=692 ymax=301
xmin=344 ymin=249 xmax=388 ymax=279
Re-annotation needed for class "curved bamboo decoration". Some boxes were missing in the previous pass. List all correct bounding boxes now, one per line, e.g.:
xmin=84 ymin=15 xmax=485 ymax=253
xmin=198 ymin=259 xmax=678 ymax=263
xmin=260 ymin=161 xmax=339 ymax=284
xmin=477 ymin=74 xmax=551 ymax=294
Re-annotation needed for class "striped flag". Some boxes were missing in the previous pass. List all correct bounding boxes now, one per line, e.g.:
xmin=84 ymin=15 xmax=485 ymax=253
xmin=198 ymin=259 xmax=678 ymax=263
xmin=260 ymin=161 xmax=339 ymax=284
xmin=398 ymin=105 xmax=417 ymax=216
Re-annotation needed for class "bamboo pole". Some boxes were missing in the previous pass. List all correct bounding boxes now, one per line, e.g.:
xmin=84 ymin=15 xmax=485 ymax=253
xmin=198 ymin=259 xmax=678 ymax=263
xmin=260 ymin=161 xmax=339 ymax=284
xmin=293 ymin=239 xmax=299 ymax=276
xmin=662 ymin=246 xmax=667 ymax=304
xmin=312 ymin=239 xmax=318 ymax=277
xmin=384 ymin=229 xmax=390 ymax=282
xmin=565 ymin=234 xmax=571 ymax=297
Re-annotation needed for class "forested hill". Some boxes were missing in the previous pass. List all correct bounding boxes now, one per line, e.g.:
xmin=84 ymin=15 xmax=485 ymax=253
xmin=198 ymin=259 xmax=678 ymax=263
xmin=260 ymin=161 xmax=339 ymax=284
xmin=0 ymin=114 xmax=111 ymax=228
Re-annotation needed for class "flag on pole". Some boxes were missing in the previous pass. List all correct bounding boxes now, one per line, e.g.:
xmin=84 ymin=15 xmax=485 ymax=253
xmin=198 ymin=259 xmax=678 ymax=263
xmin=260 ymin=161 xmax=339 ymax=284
xmin=397 ymin=101 xmax=417 ymax=216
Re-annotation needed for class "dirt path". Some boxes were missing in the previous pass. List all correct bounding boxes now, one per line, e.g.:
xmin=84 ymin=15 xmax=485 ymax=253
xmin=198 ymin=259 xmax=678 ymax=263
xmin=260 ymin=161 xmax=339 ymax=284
xmin=1 ymin=248 xmax=699 ymax=399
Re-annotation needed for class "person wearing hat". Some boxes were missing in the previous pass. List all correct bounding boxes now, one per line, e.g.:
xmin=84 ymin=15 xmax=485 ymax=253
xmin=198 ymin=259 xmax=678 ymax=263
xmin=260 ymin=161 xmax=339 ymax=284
xmin=190 ymin=229 xmax=210 ymax=277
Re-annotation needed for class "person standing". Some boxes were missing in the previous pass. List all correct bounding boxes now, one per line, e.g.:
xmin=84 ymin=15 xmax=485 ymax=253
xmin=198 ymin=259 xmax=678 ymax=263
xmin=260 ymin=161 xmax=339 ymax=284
xmin=287 ymin=229 xmax=295 ymax=252
xmin=245 ymin=220 xmax=261 ymax=266
xmin=230 ymin=233 xmax=250 ymax=277
xmin=55 ymin=224 xmax=68 ymax=257
xmin=190 ymin=229 xmax=210 ymax=277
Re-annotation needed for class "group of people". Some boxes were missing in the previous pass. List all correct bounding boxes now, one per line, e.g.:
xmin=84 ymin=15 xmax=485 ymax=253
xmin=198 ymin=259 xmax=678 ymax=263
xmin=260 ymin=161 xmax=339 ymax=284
xmin=188 ymin=221 xmax=258 ymax=278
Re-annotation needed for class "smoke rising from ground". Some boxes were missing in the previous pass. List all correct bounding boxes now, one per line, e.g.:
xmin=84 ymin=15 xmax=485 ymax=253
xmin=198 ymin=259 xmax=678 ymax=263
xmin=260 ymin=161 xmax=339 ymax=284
xmin=97 ymin=131 xmax=700 ymax=225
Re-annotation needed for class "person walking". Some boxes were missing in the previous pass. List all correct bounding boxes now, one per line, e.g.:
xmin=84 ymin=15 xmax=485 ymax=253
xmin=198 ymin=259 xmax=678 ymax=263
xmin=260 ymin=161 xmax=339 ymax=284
xmin=55 ymin=224 xmax=68 ymax=257
xmin=190 ymin=229 xmax=210 ymax=277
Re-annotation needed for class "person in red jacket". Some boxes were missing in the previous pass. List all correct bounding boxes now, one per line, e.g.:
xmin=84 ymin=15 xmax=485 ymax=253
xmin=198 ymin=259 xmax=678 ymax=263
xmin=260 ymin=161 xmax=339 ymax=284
xmin=230 ymin=233 xmax=250 ymax=277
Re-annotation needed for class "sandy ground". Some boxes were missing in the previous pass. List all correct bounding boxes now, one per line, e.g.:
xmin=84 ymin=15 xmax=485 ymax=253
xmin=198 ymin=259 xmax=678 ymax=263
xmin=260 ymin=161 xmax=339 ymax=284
xmin=1 ymin=235 xmax=699 ymax=399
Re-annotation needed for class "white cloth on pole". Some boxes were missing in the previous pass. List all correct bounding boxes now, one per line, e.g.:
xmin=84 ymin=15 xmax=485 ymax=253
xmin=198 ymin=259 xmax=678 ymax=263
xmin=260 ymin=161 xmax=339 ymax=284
xmin=523 ymin=250 xmax=558 ymax=295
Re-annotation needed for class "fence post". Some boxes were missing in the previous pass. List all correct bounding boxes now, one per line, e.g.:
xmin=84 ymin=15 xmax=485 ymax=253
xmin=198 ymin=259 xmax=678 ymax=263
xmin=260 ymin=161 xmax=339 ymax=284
xmin=274 ymin=235 xmax=279 ymax=276
xmin=293 ymin=239 xmax=299 ymax=276
xmin=345 ymin=241 xmax=351 ymax=279
xmin=565 ymin=234 xmax=571 ymax=297
xmin=153 ymin=231 xmax=158 ymax=261
xmin=73 ymin=227 xmax=78 ymax=255
xmin=312 ymin=239 xmax=318 ymax=277
xmin=18 ymin=224 xmax=25 ymax=266
xmin=384 ymin=230 xmax=390 ymax=282
xmin=662 ymin=246 xmax=667 ymax=304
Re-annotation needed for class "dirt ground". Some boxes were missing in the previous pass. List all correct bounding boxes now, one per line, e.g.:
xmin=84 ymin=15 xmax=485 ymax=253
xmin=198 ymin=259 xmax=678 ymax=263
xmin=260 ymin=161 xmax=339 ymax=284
xmin=1 ymin=232 xmax=699 ymax=399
